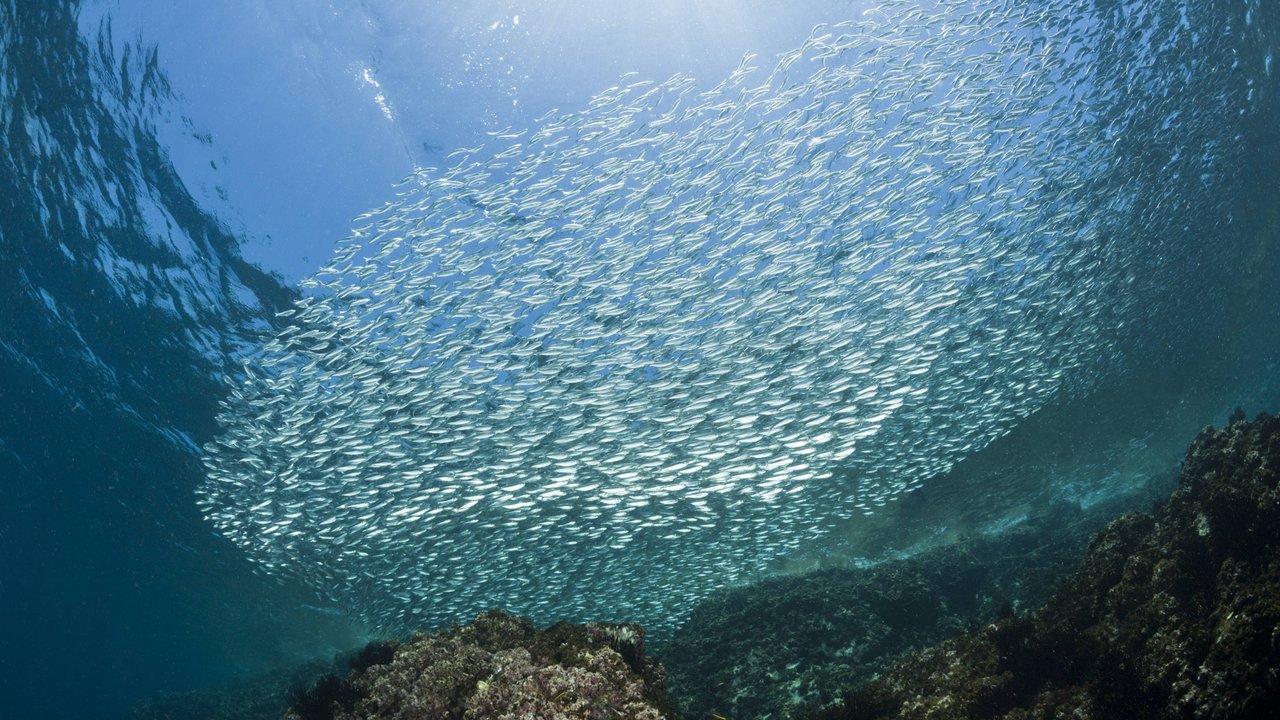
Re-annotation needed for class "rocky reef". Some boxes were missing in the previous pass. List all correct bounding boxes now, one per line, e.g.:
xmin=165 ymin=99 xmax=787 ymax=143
xmin=660 ymin=491 xmax=1143 ymax=720
xmin=817 ymin=410 xmax=1280 ymax=720
xmin=124 ymin=412 xmax=1280 ymax=720
xmin=285 ymin=610 xmax=677 ymax=720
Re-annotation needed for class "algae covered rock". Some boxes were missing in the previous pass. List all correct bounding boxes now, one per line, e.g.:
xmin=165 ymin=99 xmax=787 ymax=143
xmin=285 ymin=610 xmax=677 ymax=720
xmin=662 ymin=503 xmax=1104 ymax=720
xmin=820 ymin=411 xmax=1280 ymax=720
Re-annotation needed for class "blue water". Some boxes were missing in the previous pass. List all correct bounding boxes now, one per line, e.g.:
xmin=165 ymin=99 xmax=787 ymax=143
xmin=1 ymin=1 xmax=1277 ymax=718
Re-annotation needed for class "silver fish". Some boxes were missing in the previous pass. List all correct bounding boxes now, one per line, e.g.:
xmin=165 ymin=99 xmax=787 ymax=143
xmin=200 ymin=0 xmax=1262 ymax=637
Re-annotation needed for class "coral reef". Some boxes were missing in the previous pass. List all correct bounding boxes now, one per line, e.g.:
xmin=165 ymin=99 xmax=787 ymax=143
xmin=662 ymin=498 xmax=1125 ymax=720
xmin=818 ymin=411 xmax=1280 ymax=720
xmin=286 ymin=610 xmax=677 ymax=720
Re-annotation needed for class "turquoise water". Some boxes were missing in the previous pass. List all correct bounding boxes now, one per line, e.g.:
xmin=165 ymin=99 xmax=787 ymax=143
xmin=1 ymin=1 xmax=1277 ymax=718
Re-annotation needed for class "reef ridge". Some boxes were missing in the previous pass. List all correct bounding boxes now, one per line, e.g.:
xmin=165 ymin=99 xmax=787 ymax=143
xmin=285 ymin=609 xmax=677 ymax=720
xmin=819 ymin=410 xmax=1280 ymax=720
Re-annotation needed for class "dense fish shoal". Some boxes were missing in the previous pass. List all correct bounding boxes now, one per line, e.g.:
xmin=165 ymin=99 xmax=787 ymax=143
xmin=200 ymin=0 xmax=1271 ymax=635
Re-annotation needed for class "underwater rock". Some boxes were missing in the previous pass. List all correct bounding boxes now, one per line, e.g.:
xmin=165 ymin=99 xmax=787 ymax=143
xmin=285 ymin=609 xmax=677 ymax=720
xmin=817 ymin=411 xmax=1280 ymax=720
xmin=662 ymin=498 xmax=1127 ymax=720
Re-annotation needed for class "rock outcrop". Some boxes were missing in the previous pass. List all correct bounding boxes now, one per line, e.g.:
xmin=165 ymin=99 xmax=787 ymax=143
xmin=820 ymin=411 xmax=1280 ymax=720
xmin=662 ymin=505 xmax=1111 ymax=720
xmin=287 ymin=610 xmax=678 ymax=720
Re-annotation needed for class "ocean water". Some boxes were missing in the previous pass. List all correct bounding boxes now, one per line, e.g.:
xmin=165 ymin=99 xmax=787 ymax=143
xmin=1 ymin=1 xmax=1277 ymax=718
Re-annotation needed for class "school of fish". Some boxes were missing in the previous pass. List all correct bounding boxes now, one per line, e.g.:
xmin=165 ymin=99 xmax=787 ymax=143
xmin=199 ymin=0 xmax=1267 ymax=635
